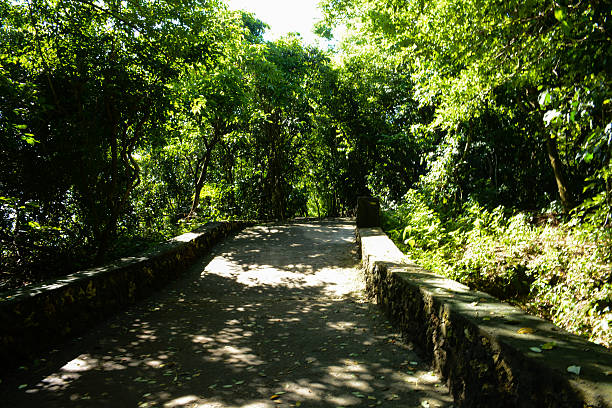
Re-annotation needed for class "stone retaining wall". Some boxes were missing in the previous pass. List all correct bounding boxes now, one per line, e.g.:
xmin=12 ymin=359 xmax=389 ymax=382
xmin=357 ymin=227 xmax=612 ymax=408
xmin=0 ymin=221 xmax=252 ymax=368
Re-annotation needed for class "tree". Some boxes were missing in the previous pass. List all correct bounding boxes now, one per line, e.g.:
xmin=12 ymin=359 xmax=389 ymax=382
xmin=180 ymin=49 xmax=250 ymax=218
xmin=321 ymin=0 xmax=611 ymax=214
xmin=243 ymin=36 xmax=331 ymax=219
xmin=0 ymin=0 xmax=228 ymax=271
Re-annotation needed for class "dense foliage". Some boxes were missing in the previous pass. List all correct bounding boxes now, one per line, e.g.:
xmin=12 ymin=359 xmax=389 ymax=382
xmin=0 ymin=0 xmax=609 ymax=345
xmin=383 ymin=194 xmax=611 ymax=347
xmin=320 ymin=0 xmax=611 ymax=346
xmin=1 ymin=0 xmax=236 ymax=282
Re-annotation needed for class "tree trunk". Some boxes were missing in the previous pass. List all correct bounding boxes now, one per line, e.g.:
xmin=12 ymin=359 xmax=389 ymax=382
xmin=96 ymin=114 xmax=146 ymax=262
xmin=95 ymin=211 xmax=118 ymax=262
xmin=546 ymin=135 xmax=572 ymax=211
xmin=95 ymin=103 xmax=119 ymax=262
xmin=264 ymin=113 xmax=285 ymax=220
xmin=188 ymin=149 xmax=213 ymax=218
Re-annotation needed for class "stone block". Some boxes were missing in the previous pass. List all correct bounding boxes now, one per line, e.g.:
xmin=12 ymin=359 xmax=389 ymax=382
xmin=356 ymin=196 xmax=380 ymax=227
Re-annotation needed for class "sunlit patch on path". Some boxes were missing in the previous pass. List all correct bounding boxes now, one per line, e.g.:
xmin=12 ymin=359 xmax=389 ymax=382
xmin=1 ymin=219 xmax=453 ymax=407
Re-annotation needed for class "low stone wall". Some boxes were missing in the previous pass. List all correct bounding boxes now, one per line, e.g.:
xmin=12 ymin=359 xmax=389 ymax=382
xmin=357 ymin=227 xmax=612 ymax=408
xmin=0 ymin=221 xmax=252 ymax=368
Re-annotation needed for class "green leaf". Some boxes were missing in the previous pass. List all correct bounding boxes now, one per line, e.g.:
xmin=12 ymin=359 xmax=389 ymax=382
xmin=554 ymin=9 xmax=566 ymax=21
xmin=21 ymin=135 xmax=40 ymax=145
xmin=543 ymin=110 xmax=561 ymax=126
xmin=538 ymin=91 xmax=551 ymax=107
xmin=405 ymin=238 xmax=416 ymax=248
xmin=28 ymin=221 xmax=41 ymax=229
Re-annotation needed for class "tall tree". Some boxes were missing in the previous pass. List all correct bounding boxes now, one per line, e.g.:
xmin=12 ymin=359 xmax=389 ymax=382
xmin=244 ymin=36 xmax=331 ymax=219
xmin=321 ymin=0 xmax=611 ymax=213
xmin=0 ymin=0 xmax=228 ymax=265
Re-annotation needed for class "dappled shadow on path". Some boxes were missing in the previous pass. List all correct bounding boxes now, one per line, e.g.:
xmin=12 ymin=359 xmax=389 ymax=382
xmin=1 ymin=219 xmax=452 ymax=408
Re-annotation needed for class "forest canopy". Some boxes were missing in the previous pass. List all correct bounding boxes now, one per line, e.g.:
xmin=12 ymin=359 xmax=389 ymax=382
xmin=1 ymin=0 xmax=610 ymax=345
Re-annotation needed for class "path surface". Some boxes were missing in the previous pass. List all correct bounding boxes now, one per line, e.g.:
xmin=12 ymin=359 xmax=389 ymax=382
xmin=1 ymin=219 xmax=453 ymax=408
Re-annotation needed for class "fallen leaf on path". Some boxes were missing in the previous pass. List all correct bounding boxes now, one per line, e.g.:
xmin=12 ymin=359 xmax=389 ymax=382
xmin=529 ymin=347 xmax=542 ymax=353
xmin=517 ymin=327 xmax=535 ymax=334
xmin=567 ymin=365 xmax=581 ymax=375
xmin=541 ymin=342 xmax=557 ymax=350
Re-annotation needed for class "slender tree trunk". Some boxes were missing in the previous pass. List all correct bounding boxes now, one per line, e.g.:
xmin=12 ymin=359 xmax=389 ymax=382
xmin=223 ymin=146 xmax=237 ymax=216
xmin=188 ymin=149 xmax=212 ymax=218
xmin=264 ymin=113 xmax=285 ymax=220
xmin=546 ymin=136 xmax=572 ymax=211
xmin=96 ymin=113 xmax=147 ymax=261
xmin=95 ymin=101 xmax=119 ymax=262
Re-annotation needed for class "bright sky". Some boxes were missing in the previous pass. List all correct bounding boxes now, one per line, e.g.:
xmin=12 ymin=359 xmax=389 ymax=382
xmin=225 ymin=0 xmax=326 ymax=45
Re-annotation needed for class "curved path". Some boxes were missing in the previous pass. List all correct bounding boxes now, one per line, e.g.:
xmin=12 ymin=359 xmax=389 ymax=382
xmin=1 ymin=219 xmax=452 ymax=407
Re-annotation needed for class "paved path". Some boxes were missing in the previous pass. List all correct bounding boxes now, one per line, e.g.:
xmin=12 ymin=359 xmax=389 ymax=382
xmin=1 ymin=219 xmax=453 ymax=408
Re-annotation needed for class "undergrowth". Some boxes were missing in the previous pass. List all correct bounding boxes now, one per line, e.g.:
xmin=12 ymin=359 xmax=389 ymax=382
xmin=0 ymin=214 xmax=213 ymax=293
xmin=382 ymin=190 xmax=612 ymax=348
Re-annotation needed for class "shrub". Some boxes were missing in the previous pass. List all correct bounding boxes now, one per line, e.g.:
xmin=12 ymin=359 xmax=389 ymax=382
xmin=382 ymin=190 xmax=612 ymax=348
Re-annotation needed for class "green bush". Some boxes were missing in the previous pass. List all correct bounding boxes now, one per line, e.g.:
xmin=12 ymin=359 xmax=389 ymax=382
xmin=383 ymin=191 xmax=612 ymax=348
